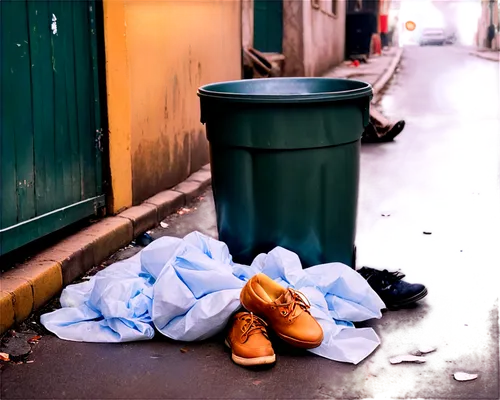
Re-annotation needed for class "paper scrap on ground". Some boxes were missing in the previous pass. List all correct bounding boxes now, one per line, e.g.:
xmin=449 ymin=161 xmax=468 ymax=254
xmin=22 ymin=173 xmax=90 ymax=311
xmin=41 ymin=232 xmax=385 ymax=364
xmin=418 ymin=346 xmax=436 ymax=354
xmin=453 ymin=372 xmax=478 ymax=381
xmin=389 ymin=354 xmax=427 ymax=364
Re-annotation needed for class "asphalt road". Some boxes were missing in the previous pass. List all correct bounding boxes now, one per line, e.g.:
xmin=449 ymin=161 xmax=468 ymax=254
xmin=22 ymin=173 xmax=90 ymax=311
xmin=1 ymin=45 xmax=499 ymax=400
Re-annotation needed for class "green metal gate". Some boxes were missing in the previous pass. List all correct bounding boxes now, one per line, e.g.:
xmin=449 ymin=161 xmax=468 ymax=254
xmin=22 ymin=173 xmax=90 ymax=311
xmin=0 ymin=0 xmax=105 ymax=256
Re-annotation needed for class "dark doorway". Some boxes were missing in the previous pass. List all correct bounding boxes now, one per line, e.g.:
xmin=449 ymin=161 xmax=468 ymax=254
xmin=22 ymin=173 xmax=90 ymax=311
xmin=254 ymin=0 xmax=283 ymax=53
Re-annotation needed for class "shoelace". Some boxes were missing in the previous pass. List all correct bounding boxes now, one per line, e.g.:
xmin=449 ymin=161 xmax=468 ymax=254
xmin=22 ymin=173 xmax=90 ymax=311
xmin=239 ymin=312 xmax=269 ymax=342
xmin=275 ymin=289 xmax=311 ymax=322
xmin=367 ymin=269 xmax=405 ymax=290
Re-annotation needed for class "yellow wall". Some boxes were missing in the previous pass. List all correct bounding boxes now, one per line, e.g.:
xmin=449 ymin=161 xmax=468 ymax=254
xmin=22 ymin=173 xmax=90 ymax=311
xmin=104 ymin=0 xmax=242 ymax=212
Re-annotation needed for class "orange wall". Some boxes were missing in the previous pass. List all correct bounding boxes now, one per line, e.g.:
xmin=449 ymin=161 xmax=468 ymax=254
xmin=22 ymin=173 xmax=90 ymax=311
xmin=104 ymin=0 xmax=241 ymax=211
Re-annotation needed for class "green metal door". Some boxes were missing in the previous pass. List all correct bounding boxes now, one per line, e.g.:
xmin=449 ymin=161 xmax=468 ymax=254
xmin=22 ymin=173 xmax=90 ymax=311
xmin=254 ymin=0 xmax=283 ymax=53
xmin=0 ymin=0 xmax=105 ymax=256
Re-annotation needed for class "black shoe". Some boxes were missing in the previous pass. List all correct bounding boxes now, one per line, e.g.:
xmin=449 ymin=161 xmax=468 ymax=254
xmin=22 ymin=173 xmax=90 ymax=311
xmin=381 ymin=120 xmax=405 ymax=142
xmin=361 ymin=122 xmax=379 ymax=143
xmin=361 ymin=120 xmax=405 ymax=143
xmin=357 ymin=267 xmax=428 ymax=309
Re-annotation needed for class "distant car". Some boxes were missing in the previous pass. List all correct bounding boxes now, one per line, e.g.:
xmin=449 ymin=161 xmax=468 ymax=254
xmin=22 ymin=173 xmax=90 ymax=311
xmin=419 ymin=28 xmax=446 ymax=46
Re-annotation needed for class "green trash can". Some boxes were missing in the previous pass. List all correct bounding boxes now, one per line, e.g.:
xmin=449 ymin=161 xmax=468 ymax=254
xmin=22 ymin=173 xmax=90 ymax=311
xmin=198 ymin=78 xmax=372 ymax=268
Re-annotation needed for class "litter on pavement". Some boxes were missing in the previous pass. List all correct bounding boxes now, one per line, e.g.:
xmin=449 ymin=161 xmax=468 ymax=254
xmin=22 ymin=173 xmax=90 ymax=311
xmin=0 ymin=331 xmax=42 ymax=363
xmin=40 ymin=231 xmax=385 ymax=364
xmin=0 ymin=336 xmax=31 ymax=360
xmin=389 ymin=354 xmax=427 ymax=364
xmin=418 ymin=346 xmax=436 ymax=354
xmin=453 ymin=372 xmax=479 ymax=381
xmin=27 ymin=335 xmax=41 ymax=344
xmin=134 ymin=232 xmax=154 ymax=247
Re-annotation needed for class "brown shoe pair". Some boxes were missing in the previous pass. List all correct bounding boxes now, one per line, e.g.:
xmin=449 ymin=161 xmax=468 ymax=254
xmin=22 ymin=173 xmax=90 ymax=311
xmin=226 ymin=274 xmax=324 ymax=367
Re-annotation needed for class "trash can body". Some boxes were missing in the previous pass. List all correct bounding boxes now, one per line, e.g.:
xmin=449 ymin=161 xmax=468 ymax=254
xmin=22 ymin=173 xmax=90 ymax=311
xmin=198 ymin=78 xmax=372 ymax=268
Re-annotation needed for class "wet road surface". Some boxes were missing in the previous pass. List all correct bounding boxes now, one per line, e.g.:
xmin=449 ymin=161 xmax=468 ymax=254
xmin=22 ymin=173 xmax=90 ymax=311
xmin=1 ymin=46 xmax=499 ymax=399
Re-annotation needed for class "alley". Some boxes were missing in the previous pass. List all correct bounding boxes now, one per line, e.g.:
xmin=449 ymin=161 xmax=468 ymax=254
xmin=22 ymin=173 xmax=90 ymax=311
xmin=1 ymin=46 xmax=499 ymax=399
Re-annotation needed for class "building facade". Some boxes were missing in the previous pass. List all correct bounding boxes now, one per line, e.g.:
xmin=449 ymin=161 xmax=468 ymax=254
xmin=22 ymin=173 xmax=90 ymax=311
xmin=244 ymin=0 xmax=347 ymax=77
xmin=476 ymin=0 xmax=500 ymax=49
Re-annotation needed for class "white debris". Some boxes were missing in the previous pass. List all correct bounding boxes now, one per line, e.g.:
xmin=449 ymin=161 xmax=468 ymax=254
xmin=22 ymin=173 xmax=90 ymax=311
xmin=160 ymin=222 xmax=169 ymax=228
xmin=51 ymin=14 xmax=57 ymax=35
xmin=453 ymin=372 xmax=478 ymax=381
xmin=418 ymin=346 xmax=436 ymax=354
xmin=389 ymin=355 xmax=427 ymax=364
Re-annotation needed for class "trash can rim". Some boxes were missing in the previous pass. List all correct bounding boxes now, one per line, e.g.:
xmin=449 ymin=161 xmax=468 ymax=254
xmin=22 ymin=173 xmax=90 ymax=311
xmin=197 ymin=77 xmax=373 ymax=103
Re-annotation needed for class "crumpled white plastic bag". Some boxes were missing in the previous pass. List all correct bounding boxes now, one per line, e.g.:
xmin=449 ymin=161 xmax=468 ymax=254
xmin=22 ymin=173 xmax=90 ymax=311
xmin=41 ymin=231 xmax=385 ymax=364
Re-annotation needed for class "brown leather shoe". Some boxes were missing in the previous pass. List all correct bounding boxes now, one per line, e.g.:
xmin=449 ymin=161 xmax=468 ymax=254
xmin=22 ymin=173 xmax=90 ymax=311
xmin=225 ymin=311 xmax=276 ymax=367
xmin=240 ymin=274 xmax=324 ymax=349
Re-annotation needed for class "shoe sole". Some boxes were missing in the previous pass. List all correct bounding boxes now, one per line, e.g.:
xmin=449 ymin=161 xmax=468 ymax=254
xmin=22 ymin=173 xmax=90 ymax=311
xmin=387 ymin=287 xmax=428 ymax=309
xmin=224 ymin=339 xmax=276 ymax=367
xmin=240 ymin=299 xmax=323 ymax=350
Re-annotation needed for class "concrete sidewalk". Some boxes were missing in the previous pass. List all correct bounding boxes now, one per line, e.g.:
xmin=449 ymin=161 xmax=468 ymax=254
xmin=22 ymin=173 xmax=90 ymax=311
xmin=469 ymin=49 xmax=500 ymax=62
xmin=323 ymin=47 xmax=404 ymax=103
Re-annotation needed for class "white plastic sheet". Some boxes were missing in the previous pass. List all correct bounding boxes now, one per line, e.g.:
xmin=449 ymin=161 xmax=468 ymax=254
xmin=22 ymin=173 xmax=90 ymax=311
xmin=41 ymin=232 xmax=385 ymax=364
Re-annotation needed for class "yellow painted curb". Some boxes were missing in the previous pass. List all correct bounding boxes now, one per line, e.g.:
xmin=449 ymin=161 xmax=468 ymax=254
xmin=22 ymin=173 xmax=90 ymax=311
xmin=0 ymin=291 xmax=15 ymax=335
xmin=371 ymin=47 xmax=404 ymax=104
xmin=0 ymin=258 xmax=62 ymax=335
xmin=0 ymin=277 xmax=34 ymax=323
